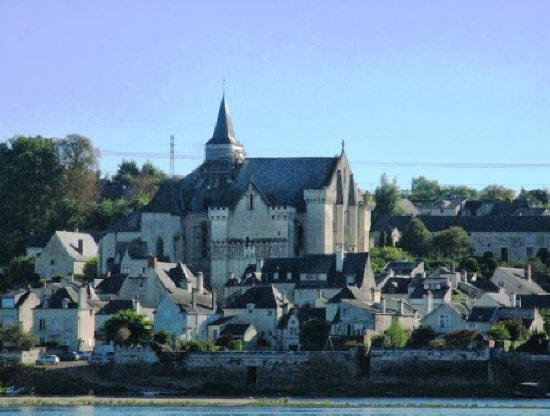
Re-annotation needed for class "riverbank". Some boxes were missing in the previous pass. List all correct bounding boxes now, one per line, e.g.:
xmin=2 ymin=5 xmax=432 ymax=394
xmin=1 ymin=396 xmax=550 ymax=409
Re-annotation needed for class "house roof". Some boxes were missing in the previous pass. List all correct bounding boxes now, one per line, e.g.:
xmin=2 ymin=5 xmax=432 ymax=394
xmin=225 ymin=285 xmax=287 ymax=309
xmin=469 ymin=280 xmax=500 ymax=293
xmin=165 ymin=288 xmax=215 ymax=314
xmin=39 ymin=286 xmax=79 ymax=309
xmin=55 ymin=231 xmax=98 ymax=262
xmin=497 ymin=307 xmax=536 ymax=322
xmin=262 ymin=252 xmax=374 ymax=290
xmin=381 ymin=277 xmax=413 ymax=295
xmin=220 ymin=323 xmax=253 ymax=338
xmin=327 ymin=286 xmax=370 ymax=304
xmin=209 ymin=316 xmax=235 ymax=326
xmin=409 ymin=282 xmax=450 ymax=300
xmin=492 ymin=267 xmax=547 ymax=295
xmin=97 ymin=300 xmax=135 ymax=315
xmin=95 ymin=274 xmax=126 ymax=294
xmin=372 ymin=215 xmax=550 ymax=233
xmin=385 ymin=261 xmax=422 ymax=275
xmin=518 ymin=294 xmax=550 ymax=309
xmin=468 ymin=306 xmax=499 ymax=322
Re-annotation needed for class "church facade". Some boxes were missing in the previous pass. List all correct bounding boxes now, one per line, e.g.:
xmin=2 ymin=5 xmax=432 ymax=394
xmin=98 ymin=96 xmax=374 ymax=290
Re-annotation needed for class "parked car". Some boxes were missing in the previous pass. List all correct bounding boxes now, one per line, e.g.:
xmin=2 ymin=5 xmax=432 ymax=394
xmin=59 ymin=351 xmax=80 ymax=361
xmin=88 ymin=354 xmax=110 ymax=365
xmin=77 ymin=351 xmax=91 ymax=361
xmin=36 ymin=355 xmax=60 ymax=365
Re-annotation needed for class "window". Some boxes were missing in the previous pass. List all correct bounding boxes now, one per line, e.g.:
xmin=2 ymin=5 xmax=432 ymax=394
xmin=439 ymin=315 xmax=450 ymax=329
xmin=500 ymin=247 xmax=509 ymax=261
xmin=50 ymin=260 xmax=55 ymax=266
xmin=39 ymin=319 xmax=46 ymax=330
xmin=249 ymin=194 xmax=254 ymax=210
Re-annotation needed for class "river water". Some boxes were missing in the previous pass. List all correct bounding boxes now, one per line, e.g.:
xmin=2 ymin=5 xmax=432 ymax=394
xmin=1 ymin=398 xmax=550 ymax=416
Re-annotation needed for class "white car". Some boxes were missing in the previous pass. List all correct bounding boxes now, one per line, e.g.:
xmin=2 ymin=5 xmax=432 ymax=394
xmin=36 ymin=355 xmax=60 ymax=365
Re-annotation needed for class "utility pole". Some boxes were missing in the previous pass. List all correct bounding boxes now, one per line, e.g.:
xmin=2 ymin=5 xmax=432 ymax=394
xmin=169 ymin=135 xmax=175 ymax=176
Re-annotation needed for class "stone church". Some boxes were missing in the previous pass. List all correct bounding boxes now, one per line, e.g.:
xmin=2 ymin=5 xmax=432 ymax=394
xmin=98 ymin=96 xmax=374 ymax=290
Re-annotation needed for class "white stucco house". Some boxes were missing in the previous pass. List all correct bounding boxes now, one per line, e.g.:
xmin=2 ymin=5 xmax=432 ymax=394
xmin=420 ymin=302 xmax=469 ymax=334
xmin=34 ymin=231 xmax=98 ymax=279
xmin=0 ymin=289 xmax=41 ymax=332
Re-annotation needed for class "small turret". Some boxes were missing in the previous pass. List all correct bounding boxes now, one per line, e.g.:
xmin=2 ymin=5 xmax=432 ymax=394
xmin=205 ymin=95 xmax=245 ymax=164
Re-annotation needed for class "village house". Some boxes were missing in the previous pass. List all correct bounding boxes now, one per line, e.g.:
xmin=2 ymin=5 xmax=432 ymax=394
xmin=420 ymin=302 xmax=469 ymax=334
xmin=371 ymin=215 xmax=550 ymax=261
xmin=98 ymin=96 xmax=374 ymax=291
xmin=32 ymin=285 xmax=96 ymax=351
xmin=222 ymin=285 xmax=291 ymax=349
xmin=276 ymin=306 xmax=325 ymax=351
xmin=490 ymin=265 xmax=547 ymax=296
xmin=153 ymin=287 xmax=216 ymax=341
xmin=0 ymin=289 xmax=41 ymax=331
xmin=207 ymin=317 xmax=257 ymax=349
xmin=384 ymin=261 xmax=425 ymax=278
xmin=34 ymin=231 xmax=98 ymax=279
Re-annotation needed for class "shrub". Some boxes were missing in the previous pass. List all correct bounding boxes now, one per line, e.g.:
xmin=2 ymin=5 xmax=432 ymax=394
xmin=459 ymin=257 xmax=480 ymax=273
xmin=501 ymin=320 xmax=529 ymax=342
xmin=300 ymin=319 xmax=330 ymax=351
xmin=443 ymin=329 xmax=478 ymax=349
xmin=486 ymin=323 xmax=511 ymax=341
xmin=153 ymin=330 xmax=170 ymax=345
xmin=407 ymin=326 xmax=436 ymax=348
xmin=383 ymin=322 xmax=408 ymax=348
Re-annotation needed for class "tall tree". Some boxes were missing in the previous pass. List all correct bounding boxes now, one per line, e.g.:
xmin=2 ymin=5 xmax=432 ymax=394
xmin=411 ymin=176 xmax=441 ymax=201
xmin=373 ymin=174 xmax=402 ymax=217
xmin=398 ymin=218 xmax=432 ymax=257
xmin=480 ymin=185 xmax=515 ymax=201
xmin=432 ymin=227 xmax=471 ymax=259
xmin=0 ymin=136 xmax=63 ymax=263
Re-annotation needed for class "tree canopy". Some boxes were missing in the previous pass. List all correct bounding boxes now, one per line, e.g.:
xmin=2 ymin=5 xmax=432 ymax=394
xmin=398 ymin=218 xmax=432 ymax=257
xmin=104 ymin=309 xmax=153 ymax=346
xmin=373 ymin=174 xmax=402 ymax=217
xmin=432 ymin=227 xmax=471 ymax=259
xmin=480 ymin=185 xmax=516 ymax=201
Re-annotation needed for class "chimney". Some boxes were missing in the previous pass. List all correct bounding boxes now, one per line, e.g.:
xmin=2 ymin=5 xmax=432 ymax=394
xmin=192 ymin=289 xmax=197 ymax=311
xmin=336 ymin=251 xmax=344 ymax=273
xmin=78 ymin=286 xmax=87 ymax=309
xmin=424 ymin=290 xmax=433 ymax=314
xmin=517 ymin=296 xmax=522 ymax=308
xmin=132 ymin=298 xmax=138 ymax=311
xmin=460 ymin=269 xmax=467 ymax=282
xmin=197 ymin=272 xmax=204 ymax=294
xmin=77 ymin=239 xmax=84 ymax=255
xmin=450 ymin=263 xmax=455 ymax=273
xmin=511 ymin=292 xmax=517 ymax=308
xmin=62 ymin=298 xmax=69 ymax=309
xmin=148 ymin=256 xmax=156 ymax=269
xmin=211 ymin=288 xmax=217 ymax=311
xmin=398 ymin=299 xmax=404 ymax=315
xmin=371 ymin=288 xmax=381 ymax=303
xmin=380 ymin=297 xmax=386 ymax=313
xmin=524 ymin=264 xmax=532 ymax=282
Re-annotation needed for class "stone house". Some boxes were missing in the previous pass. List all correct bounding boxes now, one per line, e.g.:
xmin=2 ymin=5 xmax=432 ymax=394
xmin=466 ymin=306 xmax=500 ymax=332
xmin=420 ymin=302 xmax=469 ymax=334
xmin=0 ymin=289 xmax=41 ymax=331
xmin=260 ymin=251 xmax=376 ymax=307
xmin=496 ymin=307 xmax=545 ymax=333
xmin=208 ymin=320 xmax=257 ymax=350
xmin=32 ymin=285 xmax=96 ymax=351
xmin=407 ymin=277 xmax=452 ymax=318
xmin=154 ymin=287 xmax=216 ymax=341
xmin=371 ymin=215 xmax=550 ymax=261
xmin=35 ymin=231 xmax=98 ymax=279
xmin=490 ymin=265 xmax=547 ymax=296
xmin=99 ymin=96 xmax=374 ymax=291
xmin=222 ymin=285 xmax=291 ymax=349
xmin=276 ymin=306 xmax=325 ymax=351
xmin=384 ymin=261 xmax=424 ymax=278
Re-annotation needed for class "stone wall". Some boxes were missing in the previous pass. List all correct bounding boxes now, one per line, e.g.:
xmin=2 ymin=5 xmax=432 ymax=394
xmin=0 ymin=348 xmax=44 ymax=365
xmin=369 ymin=348 xmax=489 ymax=382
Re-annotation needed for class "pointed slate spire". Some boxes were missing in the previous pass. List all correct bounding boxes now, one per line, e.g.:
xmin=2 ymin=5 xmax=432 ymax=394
xmin=208 ymin=94 xmax=236 ymax=144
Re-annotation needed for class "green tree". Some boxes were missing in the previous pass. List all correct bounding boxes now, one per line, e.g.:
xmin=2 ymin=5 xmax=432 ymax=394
xmin=1 ymin=323 xmax=35 ymax=350
xmin=432 ymin=227 xmax=471 ymax=259
xmin=480 ymin=185 xmax=515 ymax=201
xmin=369 ymin=246 xmax=408 ymax=273
xmin=502 ymin=320 xmax=529 ymax=342
xmin=486 ymin=323 xmax=511 ymax=341
xmin=411 ymin=176 xmax=441 ymax=201
xmin=300 ymin=319 xmax=330 ymax=351
xmin=82 ymin=257 xmax=98 ymax=281
xmin=0 ymin=256 xmax=40 ymax=291
xmin=443 ymin=185 xmax=478 ymax=200
xmin=517 ymin=188 xmax=549 ymax=207
xmin=407 ymin=325 xmax=436 ymax=348
xmin=373 ymin=174 xmax=402 ymax=217
xmin=384 ymin=322 xmax=408 ymax=348
xmin=104 ymin=310 xmax=153 ymax=346
xmin=398 ymin=218 xmax=432 ymax=257
xmin=0 ymin=136 xmax=64 ymax=263
xmin=459 ymin=257 xmax=480 ymax=273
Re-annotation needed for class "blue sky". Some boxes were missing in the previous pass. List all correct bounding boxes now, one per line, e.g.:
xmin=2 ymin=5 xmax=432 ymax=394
xmin=1 ymin=1 xmax=549 ymax=192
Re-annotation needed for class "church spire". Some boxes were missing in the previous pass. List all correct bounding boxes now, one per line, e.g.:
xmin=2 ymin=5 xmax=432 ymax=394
xmin=208 ymin=95 xmax=236 ymax=144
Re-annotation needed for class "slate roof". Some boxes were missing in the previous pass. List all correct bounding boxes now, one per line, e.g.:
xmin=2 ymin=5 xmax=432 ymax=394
xmin=492 ymin=267 xmax=547 ymax=295
xmin=385 ymin=261 xmax=422 ymax=275
xmin=220 ymin=323 xmax=252 ymax=338
xmin=372 ymin=215 xmax=550 ymax=233
xmin=207 ymin=95 xmax=239 ymax=145
xmin=209 ymin=316 xmax=235 ymax=326
xmin=262 ymin=252 xmax=374 ymax=290
xmin=166 ymin=288 xmax=215 ymax=314
xmin=468 ymin=306 xmax=499 ymax=322
xmin=409 ymin=282 xmax=450 ymax=300
xmin=143 ymin=156 xmax=339 ymax=217
xmin=381 ymin=277 xmax=412 ymax=295
xmin=518 ymin=295 xmax=550 ymax=309
xmin=95 ymin=274 xmax=126 ymax=295
xmin=469 ymin=280 xmax=499 ymax=293
xmin=40 ymin=287 xmax=79 ymax=309
xmin=225 ymin=286 xmax=286 ymax=309
xmin=97 ymin=300 xmax=134 ymax=315
xmin=497 ymin=307 xmax=537 ymax=323
xmin=55 ymin=231 xmax=98 ymax=262
xmin=327 ymin=286 xmax=370 ymax=304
